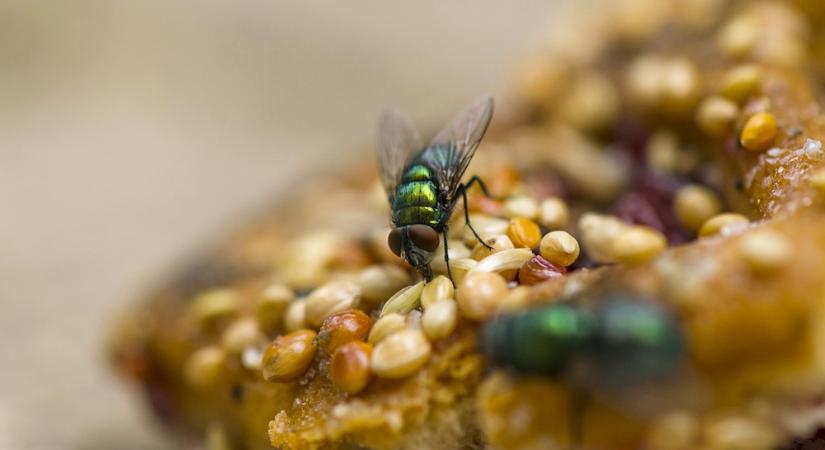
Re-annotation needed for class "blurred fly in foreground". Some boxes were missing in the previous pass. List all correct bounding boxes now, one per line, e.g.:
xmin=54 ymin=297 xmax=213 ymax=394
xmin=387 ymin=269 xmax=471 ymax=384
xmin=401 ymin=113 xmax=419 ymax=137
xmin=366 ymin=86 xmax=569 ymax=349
xmin=378 ymin=95 xmax=495 ymax=281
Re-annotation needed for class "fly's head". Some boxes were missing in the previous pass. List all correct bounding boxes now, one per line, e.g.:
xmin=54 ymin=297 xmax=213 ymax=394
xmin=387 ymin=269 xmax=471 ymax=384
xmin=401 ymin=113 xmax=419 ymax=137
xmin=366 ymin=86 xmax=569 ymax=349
xmin=388 ymin=224 xmax=439 ymax=278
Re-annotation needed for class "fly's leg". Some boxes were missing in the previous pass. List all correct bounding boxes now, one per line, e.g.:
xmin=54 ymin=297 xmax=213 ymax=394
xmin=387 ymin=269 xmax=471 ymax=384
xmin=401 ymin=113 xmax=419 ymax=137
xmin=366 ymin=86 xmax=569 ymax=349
xmin=420 ymin=263 xmax=433 ymax=282
xmin=464 ymin=175 xmax=501 ymax=200
xmin=457 ymin=184 xmax=493 ymax=250
xmin=442 ymin=227 xmax=456 ymax=287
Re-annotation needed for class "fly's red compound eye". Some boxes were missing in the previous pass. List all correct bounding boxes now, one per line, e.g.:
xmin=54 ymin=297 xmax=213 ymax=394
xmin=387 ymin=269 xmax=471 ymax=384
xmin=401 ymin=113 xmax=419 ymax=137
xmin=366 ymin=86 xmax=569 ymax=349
xmin=388 ymin=228 xmax=403 ymax=256
xmin=408 ymin=225 xmax=439 ymax=252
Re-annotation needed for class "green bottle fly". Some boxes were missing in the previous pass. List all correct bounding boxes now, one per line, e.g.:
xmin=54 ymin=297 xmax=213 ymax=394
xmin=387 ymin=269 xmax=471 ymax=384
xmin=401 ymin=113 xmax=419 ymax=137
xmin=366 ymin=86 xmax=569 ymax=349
xmin=482 ymin=293 xmax=685 ymax=386
xmin=377 ymin=96 xmax=496 ymax=281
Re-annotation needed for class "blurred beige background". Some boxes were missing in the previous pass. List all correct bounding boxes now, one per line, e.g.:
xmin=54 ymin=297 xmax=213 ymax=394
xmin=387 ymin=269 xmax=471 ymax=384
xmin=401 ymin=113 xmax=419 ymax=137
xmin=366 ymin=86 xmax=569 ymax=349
xmin=0 ymin=1 xmax=571 ymax=448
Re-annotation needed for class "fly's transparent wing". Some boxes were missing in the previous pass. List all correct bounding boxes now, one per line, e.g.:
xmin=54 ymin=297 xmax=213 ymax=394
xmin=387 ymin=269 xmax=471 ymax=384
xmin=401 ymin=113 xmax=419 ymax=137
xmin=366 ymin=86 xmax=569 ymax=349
xmin=377 ymin=109 xmax=422 ymax=202
xmin=424 ymin=95 xmax=494 ymax=196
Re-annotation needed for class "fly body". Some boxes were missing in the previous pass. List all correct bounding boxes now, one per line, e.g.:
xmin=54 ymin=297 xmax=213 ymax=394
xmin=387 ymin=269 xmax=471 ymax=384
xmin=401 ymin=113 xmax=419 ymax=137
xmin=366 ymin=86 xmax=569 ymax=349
xmin=377 ymin=96 xmax=495 ymax=281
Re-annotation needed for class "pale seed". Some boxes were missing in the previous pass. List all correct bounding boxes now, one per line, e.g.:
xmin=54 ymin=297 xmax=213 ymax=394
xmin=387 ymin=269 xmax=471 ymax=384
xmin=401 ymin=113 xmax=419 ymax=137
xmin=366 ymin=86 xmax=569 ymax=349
xmin=461 ymin=214 xmax=509 ymax=247
xmin=472 ymin=248 xmax=534 ymax=277
xmin=699 ymin=213 xmax=750 ymax=237
xmin=421 ymin=275 xmax=455 ymax=309
xmin=674 ymin=184 xmax=722 ymax=232
xmin=538 ymin=197 xmax=569 ymax=230
xmin=190 ymin=288 xmax=239 ymax=329
xmin=471 ymin=234 xmax=515 ymax=261
xmin=646 ymin=131 xmax=681 ymax=174
xmin=696 ymin=96 xmax=739 ymax=137
xmin=406 ymin=309 xmax=422 ymax=330
xmin=445 ymin=258 xmax=478 ymax=285
xmin=256 ymin=283 xmax=294 ymax=333
xmin=626 ymin=54 xmax=666 ymax=107
xmin=501 ymin=195 xmax=540 ymax=220
xmin=612 ymin=225 xmax=667 ymax=264
xmin=661 ymin=57 xmax=700 ymax=114
xmin=370 ymin=329 xmax=432 ymax=379
xmin=718 ymin=15 xmax=759 ymax=58
xmin=720 ymin=64 xmax=762 ymax=103
xmin=457 ymin=272 xmax=508 ymax=321
xmin=380 ymin=280 xmax=424 ymax=317
xmin=279 ymin=230 xmax=340 ymax=290
xmin=430 ymin=239 xmax=471 ymax=274
xmin=283 ymin=299 xmax=307 ymax=332
xmin=421 ymin=299 xmax=458 ymax=341
xmin=578 ymin=212 xmax=627 ymax=263
xmin=304 ymin=280 xmax=361 ymax=327
xmin=184 ymin=347 xmax=226 ymax=389
xmin=738 ymin=230 xmax=790 ymax=274
xmin=220 ymin=317 xmax=266 ymax=354
xmin=241 ymin=345 xmax=264 ymax=371
xmin=557 ymin=72 xmax=620 ymax=131
xmin=367 ymin=313 xmax=406 ymax=345
xmin=539 ymin=230 xmax=580 ymax=267
xmin=357 ymin=264 xmax=411 ymax=304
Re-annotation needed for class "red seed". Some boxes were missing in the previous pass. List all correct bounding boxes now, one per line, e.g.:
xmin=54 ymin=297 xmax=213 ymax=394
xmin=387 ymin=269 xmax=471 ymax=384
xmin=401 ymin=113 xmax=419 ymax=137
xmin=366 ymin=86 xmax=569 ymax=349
xmin=518 ymin=255 xmax=566 ymax=285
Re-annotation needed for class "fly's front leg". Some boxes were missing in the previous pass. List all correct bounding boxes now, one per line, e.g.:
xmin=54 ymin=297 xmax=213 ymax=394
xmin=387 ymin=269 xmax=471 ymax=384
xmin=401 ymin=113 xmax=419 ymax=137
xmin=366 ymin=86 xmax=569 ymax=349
xmin=421 ymin=264 xmax=433 ymax=282
xmin=457 ymin=184 xmax=493 ymax=250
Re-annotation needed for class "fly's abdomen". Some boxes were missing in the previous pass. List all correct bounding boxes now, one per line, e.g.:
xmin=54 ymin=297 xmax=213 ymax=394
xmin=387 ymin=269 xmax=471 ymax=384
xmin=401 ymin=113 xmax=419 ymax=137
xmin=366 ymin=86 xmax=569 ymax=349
xmin=392 ymin=165 xmax=442 ymax=227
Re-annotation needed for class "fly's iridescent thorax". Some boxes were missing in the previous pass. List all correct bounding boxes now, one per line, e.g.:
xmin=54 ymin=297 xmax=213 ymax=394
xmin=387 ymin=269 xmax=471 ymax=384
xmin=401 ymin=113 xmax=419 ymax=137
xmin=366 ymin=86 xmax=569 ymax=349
xmin=391 ymin=162 xmax=443 ymax=227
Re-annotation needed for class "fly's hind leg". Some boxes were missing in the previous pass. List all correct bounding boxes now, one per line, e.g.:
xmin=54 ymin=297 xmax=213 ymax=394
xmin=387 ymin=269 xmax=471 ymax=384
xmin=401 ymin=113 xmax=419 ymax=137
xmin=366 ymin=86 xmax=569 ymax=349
xmin=464 ymin=175 xmax=500 ymax=200
xmin=441 ymin=227 xmax=456 ymax=287
xmin=457 ymin=183 xmax=493 ymax=250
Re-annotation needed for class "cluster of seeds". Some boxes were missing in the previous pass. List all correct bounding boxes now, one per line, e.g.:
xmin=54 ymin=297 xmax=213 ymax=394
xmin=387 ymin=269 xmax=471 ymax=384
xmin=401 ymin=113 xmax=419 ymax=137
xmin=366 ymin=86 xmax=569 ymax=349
xmin=180 ymin=162 xmax=765 ymax=394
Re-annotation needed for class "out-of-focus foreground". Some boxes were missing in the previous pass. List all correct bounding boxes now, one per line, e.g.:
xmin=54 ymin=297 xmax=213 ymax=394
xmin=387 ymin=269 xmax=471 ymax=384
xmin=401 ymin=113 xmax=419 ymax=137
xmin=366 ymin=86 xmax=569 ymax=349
xmin=0 ymin=1 xmax=563 ymax=448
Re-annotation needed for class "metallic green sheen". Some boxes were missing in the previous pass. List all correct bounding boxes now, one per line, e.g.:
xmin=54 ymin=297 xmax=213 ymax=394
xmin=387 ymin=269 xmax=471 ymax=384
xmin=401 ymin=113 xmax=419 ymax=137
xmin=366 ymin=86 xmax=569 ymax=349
xmin=482 ymin=304 xmax=596 ymax=375
xmin=481 ymin=295 xmax=685 ymax=385
xmin=395 ymin=181 xmax=437 ymax=208
xmin=392 ymin=164 xmax=444 ymax=227
xmin=393 ymin=206 xmax=440 ymax=227
xmin=591 ymin=299 xmax=684 ymax=386
xmin=401 ymin=164 xmax=432 ymax=182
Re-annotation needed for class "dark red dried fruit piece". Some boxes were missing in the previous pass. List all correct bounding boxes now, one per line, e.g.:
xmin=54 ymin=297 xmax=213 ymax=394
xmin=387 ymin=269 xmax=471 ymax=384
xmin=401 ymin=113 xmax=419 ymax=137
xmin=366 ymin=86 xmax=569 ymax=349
xmin=611 ymin=169 xmax=692 ymax=244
